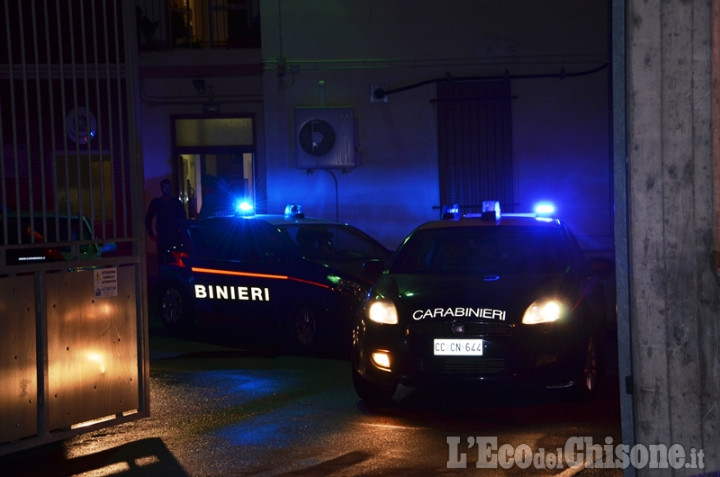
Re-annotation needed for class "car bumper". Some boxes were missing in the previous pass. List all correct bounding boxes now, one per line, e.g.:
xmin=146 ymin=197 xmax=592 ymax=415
xmin=353 ymin=318 xmax=594 ymax=390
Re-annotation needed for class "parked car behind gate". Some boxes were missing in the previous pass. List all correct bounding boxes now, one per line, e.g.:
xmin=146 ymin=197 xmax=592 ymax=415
xmin=2 ymin=212 xmax=117 ymax=265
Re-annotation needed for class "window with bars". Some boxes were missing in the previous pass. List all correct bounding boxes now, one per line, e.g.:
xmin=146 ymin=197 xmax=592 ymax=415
xmin=436 ymin=80 xmax=514 ymax=214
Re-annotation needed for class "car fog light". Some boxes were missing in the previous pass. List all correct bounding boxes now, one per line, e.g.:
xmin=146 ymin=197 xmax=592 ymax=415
xmin=371 ymin=351 xmax=391 ymax=371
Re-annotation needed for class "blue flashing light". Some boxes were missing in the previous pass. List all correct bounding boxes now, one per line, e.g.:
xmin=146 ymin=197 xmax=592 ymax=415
xmin=481 ymin=200 xmax=501 ymax=221
xmin=284 ymin=204 xmax=305 ymax=218
xmin=534 ymin=202 xmax=555 ymax=216
xmin=234 ymin=199 xmax=254 ymax=215
xmin=441 ymin=203 xmax=460 ymax=220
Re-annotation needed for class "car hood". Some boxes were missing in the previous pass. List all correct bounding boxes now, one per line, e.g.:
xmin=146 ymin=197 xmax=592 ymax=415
xmin=370 ymin=271 xmax=576 ymax=325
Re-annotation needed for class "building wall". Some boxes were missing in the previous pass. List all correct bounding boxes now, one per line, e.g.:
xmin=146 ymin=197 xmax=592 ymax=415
xmin=139 ymin=49 xmax=265 ymax=271
xmin=138 ymin=1 xmax=612 ymax=253
xmin=259 ymin=0 xmax=612 ymax=252
xmin=626 ymin=0 xmax=719 ymax=473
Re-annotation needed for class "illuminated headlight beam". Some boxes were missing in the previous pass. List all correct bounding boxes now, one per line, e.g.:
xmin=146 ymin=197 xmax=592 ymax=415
xmin=367 ymin=299 xmax=398 ymax=325
xmin=522 ymin=298 xmax=565 ymax=325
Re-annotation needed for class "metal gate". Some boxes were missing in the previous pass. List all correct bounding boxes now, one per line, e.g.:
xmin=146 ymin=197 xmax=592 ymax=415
xmin=0 ymin=1 xmax=148 ymax=454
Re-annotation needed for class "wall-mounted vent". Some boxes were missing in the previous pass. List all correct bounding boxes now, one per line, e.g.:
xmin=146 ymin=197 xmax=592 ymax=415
xmin=295 ymin=107 xmax=356 ymax=169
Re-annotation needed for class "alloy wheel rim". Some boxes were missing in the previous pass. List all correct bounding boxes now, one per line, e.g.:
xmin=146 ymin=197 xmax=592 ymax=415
xmin=296 ymin=307 xmax=316 ymax=346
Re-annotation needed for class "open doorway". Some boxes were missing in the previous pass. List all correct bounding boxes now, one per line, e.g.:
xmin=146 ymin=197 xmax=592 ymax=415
xmin=172 ymin=115 xmax=256 ymax=218
xmin=177 ymin=152 xmax=255 ymax=218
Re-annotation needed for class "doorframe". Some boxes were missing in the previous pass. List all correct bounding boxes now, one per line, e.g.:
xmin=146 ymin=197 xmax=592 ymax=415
xmin=170 ymin=114 xmax=259 ymax=215
xmin=611 ymin=0 xmax=635 ymax=469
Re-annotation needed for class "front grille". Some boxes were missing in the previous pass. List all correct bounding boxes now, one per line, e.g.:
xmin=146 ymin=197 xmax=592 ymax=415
xmin=409 ymin=320 xmax=513 ymax=337
xmin=424 ymin=357 xmax=506 ymax=375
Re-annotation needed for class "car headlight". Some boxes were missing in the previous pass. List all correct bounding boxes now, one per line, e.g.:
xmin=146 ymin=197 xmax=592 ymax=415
xmin=367 ymin=299 xmax=398 ymax=325
xmin=522 ymin=298 xmax=566 ymax=325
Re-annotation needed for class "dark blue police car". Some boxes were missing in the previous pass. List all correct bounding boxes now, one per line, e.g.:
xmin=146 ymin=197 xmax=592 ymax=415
xmin=351 ymin=201 xmax=613 ymax=402
xmin=158 ymin=204 xmax=392 ymax=350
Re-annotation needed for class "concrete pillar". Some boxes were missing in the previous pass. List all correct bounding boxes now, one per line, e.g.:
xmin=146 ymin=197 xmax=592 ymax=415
xmin=625 ymin=0 xmax=719 ymax=474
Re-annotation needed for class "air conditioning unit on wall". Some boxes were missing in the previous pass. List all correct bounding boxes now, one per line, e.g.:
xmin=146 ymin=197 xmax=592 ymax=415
xmin=294 ymin=107 xmax=356 ymax=169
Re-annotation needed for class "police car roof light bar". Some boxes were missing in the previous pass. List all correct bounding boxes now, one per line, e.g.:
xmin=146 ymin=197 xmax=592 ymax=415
xmin=481 ymin=200 xmax=501 ymax=221
xmin=441 ymin=204 xmax=460 ymax=220
xmin=284 ymin=204 xmax=305 ymax=218
xmin=234 ymin=199 xmax=255 ymax=216
xmin=534 ymin=202 xmax=555 ymax=216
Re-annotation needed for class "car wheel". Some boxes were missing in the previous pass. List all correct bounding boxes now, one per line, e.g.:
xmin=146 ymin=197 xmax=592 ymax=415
xmin=573 ymin=335 xmax=599 ymax=400
xmin=291 ymin=305 xmax=319 ymax=349
xmin=160 ymin=283 xmax=191 ymax=331
xmin=352 ymin=366 xmax=397 ymax=403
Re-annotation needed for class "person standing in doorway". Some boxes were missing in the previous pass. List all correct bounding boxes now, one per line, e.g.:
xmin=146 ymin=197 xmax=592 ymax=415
xmin=145 ymin=179 xmax=187 ymax=263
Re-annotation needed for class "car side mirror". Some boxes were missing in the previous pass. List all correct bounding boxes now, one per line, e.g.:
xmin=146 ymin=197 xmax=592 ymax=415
xmin=363 ymin=259 xmax=386 ymax=277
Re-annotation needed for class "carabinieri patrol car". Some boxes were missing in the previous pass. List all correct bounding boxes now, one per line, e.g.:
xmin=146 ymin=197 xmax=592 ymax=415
xmin=158 ymin=204 xmax=392 ymax=350
xmin=351 ymin=201 xmax=613 ymax=402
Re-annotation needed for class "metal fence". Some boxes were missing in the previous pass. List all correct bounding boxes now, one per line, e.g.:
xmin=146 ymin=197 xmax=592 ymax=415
xmin=0 ymin=0 xmax=148 ymax=455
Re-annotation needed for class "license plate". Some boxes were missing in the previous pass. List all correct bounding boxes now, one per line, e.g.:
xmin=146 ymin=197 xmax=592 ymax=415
xmin=433 ymin=338 xmax=484 ymax=356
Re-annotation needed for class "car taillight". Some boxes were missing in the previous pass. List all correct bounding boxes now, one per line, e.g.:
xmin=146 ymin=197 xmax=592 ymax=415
xmin=45 ymin=247 xmax=66 ymax=261
xmin=170 ymin=251 xmax=190 ymax=268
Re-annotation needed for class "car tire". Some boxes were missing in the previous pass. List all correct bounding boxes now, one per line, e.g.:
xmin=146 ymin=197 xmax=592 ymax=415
xmin=289 ymin=305 xmax=319 ymax=350
xmin=159 ymin=283 xmax=192 ymax=332
xmin=351 ymin=366 xmax=397 ymax=403
xmin=572 ymin=335 xmax=599 ymax=401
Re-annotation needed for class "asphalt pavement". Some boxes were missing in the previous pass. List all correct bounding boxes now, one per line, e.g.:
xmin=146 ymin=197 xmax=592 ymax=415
xmin=0 ymin=312 xmax=622 ymax=477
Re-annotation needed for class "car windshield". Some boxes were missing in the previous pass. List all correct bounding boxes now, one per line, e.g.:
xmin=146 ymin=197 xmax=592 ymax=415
xmin=279 ymin=224 xmax=389 ymax=261
xmin=390 ymin=225 xmax=574 ymax=274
